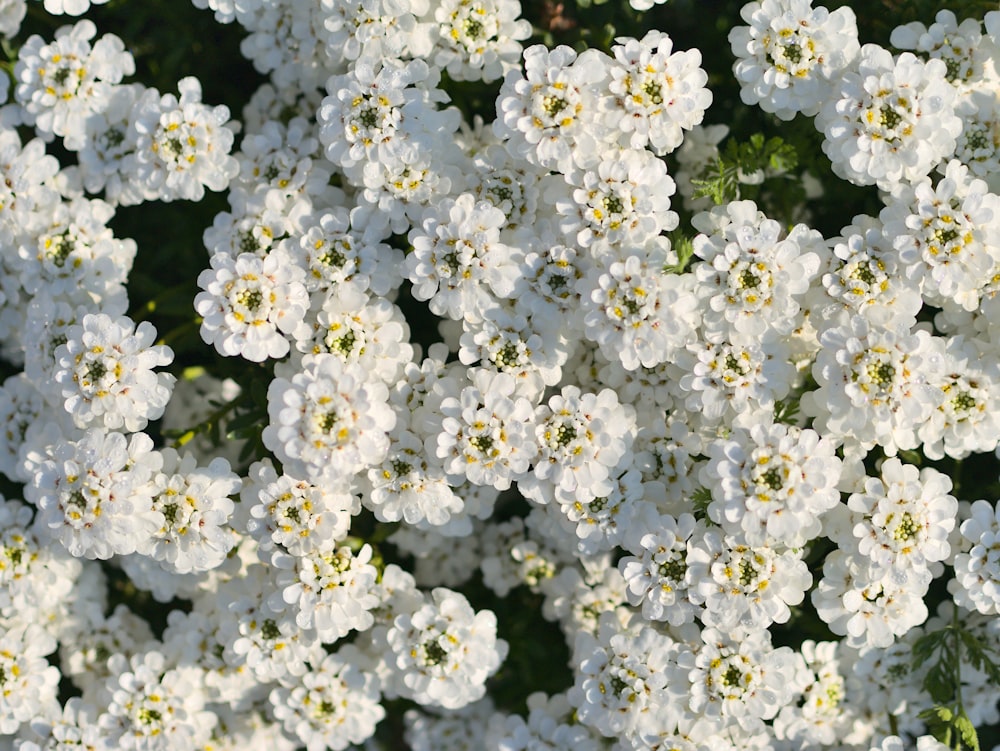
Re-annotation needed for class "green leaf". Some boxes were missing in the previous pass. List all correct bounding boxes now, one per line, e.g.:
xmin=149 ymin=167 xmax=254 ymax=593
xmin=956 ymin=709 xmax=981 ymax=751
xmin=773 ymin=398 xmax=801 ymax=426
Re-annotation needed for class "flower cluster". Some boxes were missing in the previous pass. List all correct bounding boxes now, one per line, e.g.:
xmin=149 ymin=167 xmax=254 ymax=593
xmin=2 ymin=0 xmax=1000 ymax=750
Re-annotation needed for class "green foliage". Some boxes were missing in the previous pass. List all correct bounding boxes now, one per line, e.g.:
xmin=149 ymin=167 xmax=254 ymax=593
xmin=664 ymin=232 xmax=695 ymax=274
xmin=692 ymin=133 xmax=798 ymax=206
xmin=912 ymin=611 xmax=1000 ymax=750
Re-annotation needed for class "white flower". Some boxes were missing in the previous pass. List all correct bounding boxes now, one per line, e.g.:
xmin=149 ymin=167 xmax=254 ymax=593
xmin=16 ymin=197 xmax=136 ymax=308
xmin=430 ymin=0 xmax=531 ymax=83
xmin=99 ymin=650 xmax=216 ymax=751
xmin=880 ymin=159 xmax=1000 ymax=310
xmin=812 ymin=549 xmax=929 ymax=649
xmin=263 ymin=353 xmax=395 ymax=485
xmin=578 ymin=240 xmax=699 ymax=371
xmin=890 ymin=9 xmax=988 ymax=87
xmin=606 ymin=30 xmax=712 ymax=154
xmin=953 ymin=499 xmax=1000 ymax=615
xmin=405 ymin=192 xmax=521 ymax=322
xmin=283 ymin=206 xmax=403 ymax=297
xmin=131 ymin=76 xmax=239 ymax=202
xmin=702 ymin=423 xmax=842 ymax=547
xmin=195 ymin=250 xmax=310 ymax=362
xmin=146 ymin=449 xmax=241 ymax=574
xmin=269 ymin=646 xmax=384 ymax=751
xmin=494 ymin=44 xmax=611 ymax=174
xmin=26 ymin=428 xmax=162 ymax=560
xmin=272 ymin=543 xmax=380 ymax=642
xmin=688 ymin=627 xmax=808 ymax=734
xmin=523 ymin=385 xmax=635 ymax=505
xmin=14 ymin=20 xmax=134 ymax=150
xmin=846 ymin=458 xmax=957 ymax=584
xmin=386 ymin=587 xmax=507 ymax=709
xmin=687 ymin=528 xmax=812 ymax=632
xmin=295 ymin=283 xmax=413 ymax=385
xmin=53 ymin=312 xmax=174 ymax=433
xmin=920 ymin=336 xmax=1000 ymax=460
xmin=569 ymin=614 xmax=679 ymax=741
xmin=361 ymin=427 xmax=462 ymax=528
xmin=618 ymin=512 xmax=700 ymax=626
xmin=491 ymin=691 xmax=603 ymax=751
xmin=546 ymin=147 xmax=678 ymax=248
xmin=816 ymin=44 xmax=962 ymax=190
xmin=819 ymin=214 xmax=923 ymax=332
xmin=0 ymin=627 xmax=60 ymax=734
xmin=432 ymin=369 xmax=536 ymax=490
xmin=692 ymin=200 xmax=821 ymax=343
xmin=806 ymin=317 xmax=946 ymax=455
xmin=42 ymin=0 xmax=109 ymax=14
xmin=242 ymin=459 xmax=357 ymax=558
xmin=729 ymin=0 xmax=860 ymax=120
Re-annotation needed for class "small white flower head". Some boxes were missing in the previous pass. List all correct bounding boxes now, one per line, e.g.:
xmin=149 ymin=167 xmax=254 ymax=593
xmin=920 ymin=336 xmax=1000 ymax=460
xmin=430 ymin=0 xmax=531 ymax=83
xmin=284 ymin=206 xmax=404 ymax=298
xmin=812 ymin=549 xmax=929 ymax=649
xmin=272 ymin=543 xmax=380 ymax=642
xmin=951 ymin=87 xmax=1000 ymax=182
xmin=846 ymin=458 xmax=957 ymax=583
xmin=819 ymin=214 xmax=923 ymax=332
xmin=0 ymin=373 xmax=46 ymax=482
xmin=242 ymin=459 xmax=358 ymax=558
xmin=361 ymin=427 xmax=462 ymax=528
xmin=674 ymin=330 xmax=797 ymax=430
xmin=568 ymin=614 xmax=679 ymax=741
xmin=77 ymin=83 xmax=145 ymax=203
xmin=432 ymin=369 xmax=536 ymax=491
xmin=688 ymin=627 xmax=809 ymax=734
xmin=146 ymin=448 xmax=241 ymax=574
xmin=0 ymin=0 xmax=24 ymax=38
xmin=0 ymin=497 xmax=82 ymax=628
xmin=386 ymin=587 xmax=507 ymax=710
xmin=816 ymin=44 xmax=962 ymax=190
xmin=578 ymin=239 xmax=700 ymax=371
xmin=703 ymin=423 xmax=842 ymax=547
xmin=99 ymin=650 xmax=217 ymax=751
xmin=773 ymin=640 xmax=860 ymax=748
xmin=405 ymin=192 xmax=521 ymax=323
xmin=53 ymin=312 xmax=174 ymax=433
xmin=692 ymin=199 xmax=821 ymax=343
xmin=490 ymin=691 xmax=604 ymax=751
xmin=0 ymin=130 xmax=61 ymax=248
xmin=729 ymin=0 xmax=860 ymax=120
xmin=494 ymin=44 xmax=611 ymax=174
xmin=16 ymin=197 xmax=136 ymax=309
xmin=319 ymin=57 xmax=450 ymax=174
xmin=465 ymin=143 xmax=544 ymax=232
xmin=687 ymin=528 xmax=812 ymax=632
xmin=42 ymin=0 xmax=110 ymax=14
xmin=890 ymin=9 xmax=988 ymax=87
xmin=26 ymin=428 xmax=162 ymax=560
xmin=607 ymin=30 xmax=712 ymax=154
xmin=513 ymin=236 xmax=591 ymax=327
xmin=618 ymin=512 xmax=700 ymax=626
xmin=458 ymin=303 xmax=566 ymax=400
xmin=522 ymin=385 xmax=635 ymax=505
xmin=220 ymin=595 xmax=316 ymax=685
xmin=263 ymin=353 xmax=395 ymax=485
xmin=269 ymin=646 xmax=385 ymax=751
xmin=880 ymin=159 xmax=1000 ymax=310
xmin=547 ymin=147 xmax=678 ymax=248
xmin=807 ymin=318 xmax=946 ymax=455
xmin=296 ymin=284 xmax=414 ymax=386
xmin=953 ymin=499 xmax=1000 ymax=615
xmin=132 ymin=76 xmax=239 ymax=202
xmin=195 ymin=250 xmax=310 ymax=362
xmin=14 ymin=20 xmax=135 ymax=150
xmin=0 ymin=626 xmax=60 ymax=734
xmin=17 ymin=696 xmax=104 ymax=751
